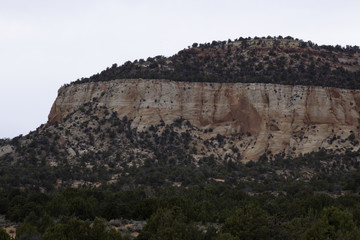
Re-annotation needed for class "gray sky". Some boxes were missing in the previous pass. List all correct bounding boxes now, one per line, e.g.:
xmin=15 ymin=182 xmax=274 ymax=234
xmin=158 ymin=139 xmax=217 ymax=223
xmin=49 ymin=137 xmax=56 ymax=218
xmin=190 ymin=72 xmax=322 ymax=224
xmin=1 ymin=0 xmax=360 ymax=138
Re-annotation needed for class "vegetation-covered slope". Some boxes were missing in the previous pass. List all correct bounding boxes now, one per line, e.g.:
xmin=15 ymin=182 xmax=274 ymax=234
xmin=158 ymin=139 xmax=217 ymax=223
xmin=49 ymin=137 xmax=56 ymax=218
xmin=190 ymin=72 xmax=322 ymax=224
xmin=74 ymin=36 xmax=360 ymax=89
xmin=3 ymin=185 xmax=360 ymax=240
xmin=1 ymin=101 xmax=360 ymax=193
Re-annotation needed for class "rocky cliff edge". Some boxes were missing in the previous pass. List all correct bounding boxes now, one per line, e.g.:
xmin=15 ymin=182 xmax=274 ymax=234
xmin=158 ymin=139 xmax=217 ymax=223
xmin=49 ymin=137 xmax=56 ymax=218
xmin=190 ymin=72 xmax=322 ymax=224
xmin=48 ymin=79 xmax=360 ymax=161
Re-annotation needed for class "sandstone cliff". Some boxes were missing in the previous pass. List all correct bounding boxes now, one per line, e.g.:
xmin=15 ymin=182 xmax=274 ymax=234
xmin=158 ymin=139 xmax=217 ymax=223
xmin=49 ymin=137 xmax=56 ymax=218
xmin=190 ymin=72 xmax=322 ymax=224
xmin=49 ymin=79 xmax=360 ymax=161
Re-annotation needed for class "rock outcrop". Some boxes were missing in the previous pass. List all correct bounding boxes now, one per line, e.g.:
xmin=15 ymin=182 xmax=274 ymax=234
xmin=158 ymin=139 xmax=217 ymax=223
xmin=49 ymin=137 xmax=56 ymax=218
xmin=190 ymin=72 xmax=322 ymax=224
xmin=49 ymin=79 xmax=360 ymax=161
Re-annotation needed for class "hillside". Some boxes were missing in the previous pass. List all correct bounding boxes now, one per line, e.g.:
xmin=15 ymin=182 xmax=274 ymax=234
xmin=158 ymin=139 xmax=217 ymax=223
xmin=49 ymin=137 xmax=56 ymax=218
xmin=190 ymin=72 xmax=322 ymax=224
xmin=1 ymin=94 xmax=360 ymax=192
xmin=74 ymin=36 xmax=360 ymax=89
xmin=2 ymin=37 xmax=360 ymax=239
xmin=0 ymin=37 xmax=360 ymax=191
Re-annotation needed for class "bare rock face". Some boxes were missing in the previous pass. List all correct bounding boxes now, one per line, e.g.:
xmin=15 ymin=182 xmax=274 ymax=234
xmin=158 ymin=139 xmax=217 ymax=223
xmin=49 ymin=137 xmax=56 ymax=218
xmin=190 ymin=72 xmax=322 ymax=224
xmin=49 ymin=79 xmax=360 ymax=161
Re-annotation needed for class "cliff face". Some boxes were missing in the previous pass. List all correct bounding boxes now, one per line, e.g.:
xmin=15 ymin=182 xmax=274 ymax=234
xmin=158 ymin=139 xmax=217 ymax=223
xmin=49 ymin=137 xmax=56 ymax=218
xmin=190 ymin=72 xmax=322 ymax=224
xmin=49 ymin=79 xmax=360 ymax=161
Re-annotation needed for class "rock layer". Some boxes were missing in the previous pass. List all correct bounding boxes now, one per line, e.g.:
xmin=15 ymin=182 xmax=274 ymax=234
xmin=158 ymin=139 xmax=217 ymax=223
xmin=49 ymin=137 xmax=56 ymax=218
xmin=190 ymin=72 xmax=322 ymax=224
xmin=49 ymin=79 xmax=360 ymax=161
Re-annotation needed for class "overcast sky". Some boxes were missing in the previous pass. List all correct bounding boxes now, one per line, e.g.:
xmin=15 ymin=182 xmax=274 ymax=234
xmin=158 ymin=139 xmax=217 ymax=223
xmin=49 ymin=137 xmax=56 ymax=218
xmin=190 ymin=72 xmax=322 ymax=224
xmin=1 ymin=0 xmax=360 ymax=138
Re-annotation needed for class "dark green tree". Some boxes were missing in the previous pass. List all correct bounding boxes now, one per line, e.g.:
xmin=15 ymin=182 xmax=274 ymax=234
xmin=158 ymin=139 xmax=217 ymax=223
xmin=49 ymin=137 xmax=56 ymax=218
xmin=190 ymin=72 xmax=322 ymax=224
xmin=139 ymin=207 xmax=203 ymax=240
xmin=303 ymin=206 xmax=360 ymax=240
xmin=16 ymin=222 xmax=40 ymax=240
xmin=221 ymin=204 xmax=270 ymax=240
xmin=42 ymin=218 xmax=91 ymax=240
xmin=0 ymin=228 xmax=10 ymax=240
